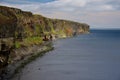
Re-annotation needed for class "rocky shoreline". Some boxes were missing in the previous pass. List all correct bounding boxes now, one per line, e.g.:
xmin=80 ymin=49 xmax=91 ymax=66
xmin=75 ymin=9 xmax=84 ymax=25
xmin=0 ymin=41 xmax=54 ymax=80
xmin=0 ymin=5 xmax=90 ymax=80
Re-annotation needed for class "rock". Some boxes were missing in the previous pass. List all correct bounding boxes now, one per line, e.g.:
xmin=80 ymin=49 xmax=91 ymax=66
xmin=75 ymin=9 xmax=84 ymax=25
xmin=0 ymin=5 xmax=89 ymax=38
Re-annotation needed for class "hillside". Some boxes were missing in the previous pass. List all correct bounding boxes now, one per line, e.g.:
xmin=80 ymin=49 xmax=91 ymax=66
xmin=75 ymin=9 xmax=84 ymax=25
xmin=0 ymin=6 xmax=89 ymax=72
xmin=0 ymin=6 xmax=89 ymax=39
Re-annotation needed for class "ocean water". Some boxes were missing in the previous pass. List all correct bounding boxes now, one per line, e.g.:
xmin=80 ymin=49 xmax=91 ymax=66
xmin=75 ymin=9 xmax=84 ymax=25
xmin=13 ymin=30 xmax=120 ymax=80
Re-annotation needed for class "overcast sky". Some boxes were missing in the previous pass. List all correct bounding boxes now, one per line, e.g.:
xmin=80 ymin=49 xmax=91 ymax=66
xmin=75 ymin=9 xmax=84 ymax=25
xmin=0 ymin=0 xmax=120 ymax=29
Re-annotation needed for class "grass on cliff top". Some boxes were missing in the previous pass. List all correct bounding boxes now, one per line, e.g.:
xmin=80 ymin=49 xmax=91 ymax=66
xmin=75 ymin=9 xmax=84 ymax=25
xmin=15 ymin=37 xmax=43 ymax=48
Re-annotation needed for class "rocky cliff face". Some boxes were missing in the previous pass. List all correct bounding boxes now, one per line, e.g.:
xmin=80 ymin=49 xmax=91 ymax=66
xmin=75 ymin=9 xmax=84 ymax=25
xmin=0 ymin=6 xmax=89 ymax=71
xmin=0 ymin=6 xmax=89 ymax=38
xmin=0 ymin=6 xmax=17 ymax=37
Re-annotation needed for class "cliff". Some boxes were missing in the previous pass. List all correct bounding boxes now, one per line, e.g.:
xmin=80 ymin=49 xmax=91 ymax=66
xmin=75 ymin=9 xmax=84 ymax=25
xmin=0 ymin=6 xmax=89 ymax=39
xmin=0 ymin=6 xmax=89 ymax=73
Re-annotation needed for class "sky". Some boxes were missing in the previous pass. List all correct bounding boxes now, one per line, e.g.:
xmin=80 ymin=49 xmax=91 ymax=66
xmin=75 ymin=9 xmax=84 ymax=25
xmin=0 ymin=0 xmax=120 ymax=29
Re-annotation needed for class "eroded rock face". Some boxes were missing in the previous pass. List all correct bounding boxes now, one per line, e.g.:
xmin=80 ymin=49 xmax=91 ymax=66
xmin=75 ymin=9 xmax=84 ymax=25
xmin=0 ymin=5 xmax=90 ymax=70
xmin=0 ymin=6 xmax=17 ymax=38
xmin=0 ymin=5 xmax=89 ymax=38
xmin=0 ymin=42 xmax=11 ymax=71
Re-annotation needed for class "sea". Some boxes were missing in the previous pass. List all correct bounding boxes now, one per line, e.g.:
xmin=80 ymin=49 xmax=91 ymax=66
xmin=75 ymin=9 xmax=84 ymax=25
xmin=12 ymin=29 xmax=120 ymax=80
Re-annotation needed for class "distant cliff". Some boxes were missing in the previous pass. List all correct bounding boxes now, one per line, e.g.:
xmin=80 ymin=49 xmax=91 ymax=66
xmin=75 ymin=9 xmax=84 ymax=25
xmin=0 ymin=6 xmax=89 ymax=39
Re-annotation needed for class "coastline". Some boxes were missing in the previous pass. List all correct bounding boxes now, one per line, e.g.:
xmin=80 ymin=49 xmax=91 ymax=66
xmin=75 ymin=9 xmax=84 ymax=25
xmin=0 ymin=5 xmax=90 ymax=80
xmin=0 ymin=41 xmax=54 ymax=80
xmin=0 ymin=33 xmax=90 ymax=80
xmin=10 ymin=30 xmax=120 ymax=80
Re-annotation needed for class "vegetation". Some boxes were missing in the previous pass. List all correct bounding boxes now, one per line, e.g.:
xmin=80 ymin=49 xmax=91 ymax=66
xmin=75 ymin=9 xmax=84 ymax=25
xmin=15 ymin=37 xmax=43 ymax=48
xmin=23 ymin=37 xmax=43 ymax=46
xmin=0 ymin=6 xmax=89 ymax=79
xmin=0 ymin=5 xmax=89 ymax=65
xmin=0 ymin=5 xmax=89 ymax=40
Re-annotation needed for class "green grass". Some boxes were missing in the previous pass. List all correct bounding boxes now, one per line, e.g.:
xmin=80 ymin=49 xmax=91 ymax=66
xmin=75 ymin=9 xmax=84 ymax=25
xmin=35 ymin=24 xmax=44 ymax=35
xmin=22 ymin=37 xmax=43 ymax=46
xmin=15 ymin=41 xmax=21 ymax=48
xmin=14 ymin=37 xmax=43 ymax=48
xmin=48 ymin=19 xmax=55 ymax=33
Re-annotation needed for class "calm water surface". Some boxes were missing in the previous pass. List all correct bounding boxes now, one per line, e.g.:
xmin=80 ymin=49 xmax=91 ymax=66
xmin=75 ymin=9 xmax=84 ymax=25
xmin=13 ymin=30 xmax=120 ymax=80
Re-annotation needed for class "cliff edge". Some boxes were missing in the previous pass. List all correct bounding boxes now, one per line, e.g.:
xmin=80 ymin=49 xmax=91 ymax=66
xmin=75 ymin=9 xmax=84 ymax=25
xmin=0 ymin=6 xmax=89 ymax=39
xmin=0 ymin=5 xmax=90 ymax=74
